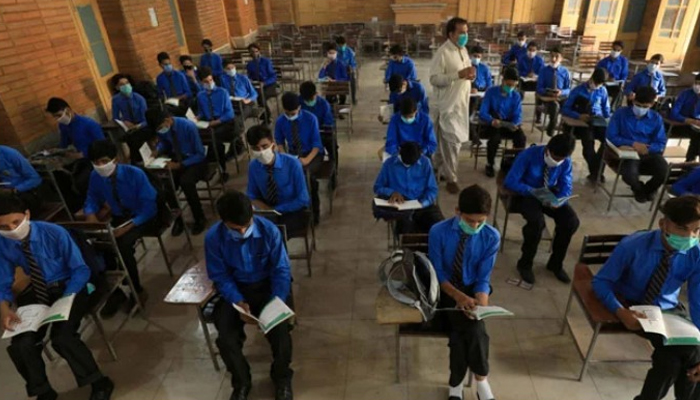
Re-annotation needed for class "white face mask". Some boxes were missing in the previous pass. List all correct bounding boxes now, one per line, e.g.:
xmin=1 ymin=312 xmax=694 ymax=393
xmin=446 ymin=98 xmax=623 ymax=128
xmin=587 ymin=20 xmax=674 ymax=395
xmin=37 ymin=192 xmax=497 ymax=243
xmin=610 ymin=50 xmax=621 ymax=58
xmin=251 ymin=147 xmax=275 ymax=165
xmin=57 ymin=109 xmax=71 ymax=125
xmin=226 ymin=68 xmax=236 ymax=77
xmin=0 ymin=216 xmax=31 ymax=241
xmin=93 ymin=160 xmax=117 ymax=177
xmin=544 ymin=151 xmax=563 ymax=168
xmin=693 ymin=84 xmax=700 ymax=95
xmin=527 ymin=51 xmax=536 ymax=59
xmin=518 ymin=40 xmax=526 ymax=46
xmin=328 ymin=53 xmax=337 ymax=61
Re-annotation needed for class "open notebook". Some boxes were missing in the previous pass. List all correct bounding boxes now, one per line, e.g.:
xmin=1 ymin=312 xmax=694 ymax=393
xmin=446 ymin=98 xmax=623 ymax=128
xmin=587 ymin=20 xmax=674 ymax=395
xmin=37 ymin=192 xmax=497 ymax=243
xmin=139 ymin=143 xmax=170 ymax=169
xmin=606 ymin=139 xmax=640 ymax=160
xmin=185 ymin=108 xmax=210 ymax=129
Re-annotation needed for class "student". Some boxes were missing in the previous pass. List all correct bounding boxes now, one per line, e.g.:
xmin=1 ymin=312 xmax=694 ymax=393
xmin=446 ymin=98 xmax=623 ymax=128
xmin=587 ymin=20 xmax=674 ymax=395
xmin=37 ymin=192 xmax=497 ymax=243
xmin=596 ymin=40 xmax=628 ymax=107
xmin=205 ymin=190 xmax=293 ymax=400
xmin=84 ymin=140 xmax=156 ymax=315
xmin=178 ymin=55 xmax=201 ymax=101
xmin=385 ymin=97 xmax=437 ymax=157
xmin=247 ymin=43 xmax=278 ymax=124
xmin=672 ymin=166 xmax=700 ymax=196
xmin=535 ymin=47 xmax=571 ymax=137
xmin=374 ymin=141 xmax=442 ymax=235
xmin=246 ymin=125 xmax=310 ymax=234
xmin=319 ymin=43 xmax=350 ymax=105
xmin=470 ymin=46 xmax=493 ymax=93
xmin=517 ymin=41 xmax=545 ymax=94
xmin=299 ymin=81 xmax=335 ymax=128
xmin=562 ymin=68 xmax=612 ymax=183
xmin=110 ymin=73 xmax=147 ymax=129
xmin=504 ymin=134 xmax=580 ymax=284
xmin=625 ymin=53 xmax=666 ymax=100
xmin=335 ymin=36 xmax=358 ymax=104
xmin=0 ymin=194 xmax=114 ymax=400
xmin=502 ymin=31 xmax=528 ymax=67
xmin=479 ymin=67 xmax=527 ymax=178
xmin=222 ymin=59 xmax=258 ymax=120
xmin=669 ymin=73 xmax=700 ymax=161
xmin=274 ymin=93 xmax=324 ymax=225
xmin=385 ymin=44 xmax=418 ymax=83
xmin=428 ymin=184 xmax=500 ymax=400
xmin=200 ymin=39 xmax=224 ymax=83
xmin=607 ymin=86 xmax=668 ymax=203
xmin=46 ymin=97 xmax=105 ymax=200
xmin=146 ymin=108 xmax=208 ymax=235
xmin=592 ymin=195 xmax=700 ymax=400
xmin=155 ymin=51 xmax=192 ymax=115
xmin=388 ymin=73 xmax=430 ymax=115
xmin=0 ymin=145 xmax=43 ymax=215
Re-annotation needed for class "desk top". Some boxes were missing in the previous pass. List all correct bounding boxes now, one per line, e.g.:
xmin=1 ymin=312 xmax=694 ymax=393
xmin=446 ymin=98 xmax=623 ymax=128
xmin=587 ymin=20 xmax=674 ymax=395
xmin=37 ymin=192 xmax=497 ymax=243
xmin=163 ymin=261 xmax=215 ymax=306
xmin=375 ymin=286 xmax=423 ymax=325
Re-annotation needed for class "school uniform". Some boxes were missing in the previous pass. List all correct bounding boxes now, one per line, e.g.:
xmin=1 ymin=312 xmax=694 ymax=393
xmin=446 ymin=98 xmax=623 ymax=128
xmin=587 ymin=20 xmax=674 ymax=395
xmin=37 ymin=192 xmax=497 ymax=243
xmin=246 ymin=56 xmax=278 ymax=123
xmin=197 ymin=85 xmax=240 ymax=171
xmin=338 ymin=45 xmax=358 ymax=103
xmin=504 ymin=145 xmax=580 ymax=275
xmin=502 ymin=43 xmax=527 ymax=66
xmin=428 ymin=217 xmax=500 ymax=385
xmin=111 ymin=92 xmax=147 ymax=127
xmin=535 ymin=64 xmax=572 ymax=136
xmin=669 ymin=88 xmax=700 ymax=161
xmin=179 ymin=69 xmax=201 ymax=112
xmin=300 ymin=96 xmax=335 ymax=128
xmin=0 ymin=221 xmax=105 ymax=397
xmin=517 ymin=53 xmax=545 ymax=92
xmin=156 ymin=70 xmax=192 ymax=117
xmin=671 ymin=166 xmax=700 ymax=196
xmin=205 ymin=216 xmax=293 ymax=391
xmin=0 ymin=145 xmax=43 ymax=214
xmin=59 ymin=114 xmax=106 ymax=200
xmin=593 ymin=230 xmax=700 ymax=400
xmin=384 ymin=112 xmax=437 ymax=157
xmin=319 ymin=59 xmax=350 ymax=105
xmin=200 ymin=51 xmax=224 ymax=82
xmin=389 ymin=80 xmax=430 ymax=115
xmin=385 ymin=55 xmax=418 ymax=83
xmin=625 ymin=69 xmax=667 ymax=98
xmin=468 ymin=61 xmax=492 ymax=117
xmin=597 ymin=55 xmax=629 ymax=107
xmin=221 ymin=72 xmax=258 ymax=120
xmin=478 ymin=86 xmax=527 ymax=167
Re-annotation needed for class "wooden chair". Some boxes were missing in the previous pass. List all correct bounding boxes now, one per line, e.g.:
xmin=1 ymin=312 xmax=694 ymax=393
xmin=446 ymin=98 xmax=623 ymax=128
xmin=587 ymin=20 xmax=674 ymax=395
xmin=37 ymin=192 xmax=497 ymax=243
xmin=647 ymin=162 xmax=699 ymax=229
xmin=255 ymin=210 xmax=314 ymax=277
xmin=33 ymin=165 xmax=74 ymax=222
xmin=598 ymin=41 xmax=614 ymax=54
xmin=398 ymin=233 xmax=429 ymax=253
xmin=140 ymin=205 xmax=195 ymax=277
xmin=560 ymin=234 xmax=651 ymax=381
xmin=319 ymin=81 xmax=353 ymax=140
xmin=595 ymin=144 xmax=651 ymax=212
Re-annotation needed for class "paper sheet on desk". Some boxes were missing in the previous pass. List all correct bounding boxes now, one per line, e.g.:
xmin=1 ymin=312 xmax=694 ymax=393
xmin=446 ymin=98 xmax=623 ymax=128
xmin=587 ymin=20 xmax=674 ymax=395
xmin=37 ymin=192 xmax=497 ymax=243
xmin=165 ymin=98 xmax=180 ymax=107
xmin=374 ymin=198 xmax=423 ymax=211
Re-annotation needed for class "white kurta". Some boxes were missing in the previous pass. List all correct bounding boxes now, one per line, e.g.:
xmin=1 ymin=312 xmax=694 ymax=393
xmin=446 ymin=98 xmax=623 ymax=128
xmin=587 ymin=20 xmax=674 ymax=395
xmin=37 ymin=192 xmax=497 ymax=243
xmin=429 ymin=40 xmax=472 ymax=144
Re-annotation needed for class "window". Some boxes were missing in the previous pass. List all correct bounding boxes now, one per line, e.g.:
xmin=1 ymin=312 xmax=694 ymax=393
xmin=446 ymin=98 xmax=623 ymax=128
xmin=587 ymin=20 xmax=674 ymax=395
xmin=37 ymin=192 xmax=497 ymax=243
xmin=167 ymin=0 xmax=184 ymax=47
xmin=593 ymin=0 xmax=619 ymax=24
xmin=622 ymin=0 xmax=648 ymax=33
xmin=568 ymin=0 xmax=581 ymax=15
xmin=659 ymin=0 xmax=689 ymax=38
xmin=76 ymin=4 xmax=113 ymax=77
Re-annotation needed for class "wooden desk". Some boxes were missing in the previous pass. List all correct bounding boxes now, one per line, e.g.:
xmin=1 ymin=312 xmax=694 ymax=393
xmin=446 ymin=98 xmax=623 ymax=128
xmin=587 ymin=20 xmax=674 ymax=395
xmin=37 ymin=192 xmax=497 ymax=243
xmin=561 ymin=115 xmax=589 ymax=128
xmin=375 ymin=286 xmax=423 ymax=325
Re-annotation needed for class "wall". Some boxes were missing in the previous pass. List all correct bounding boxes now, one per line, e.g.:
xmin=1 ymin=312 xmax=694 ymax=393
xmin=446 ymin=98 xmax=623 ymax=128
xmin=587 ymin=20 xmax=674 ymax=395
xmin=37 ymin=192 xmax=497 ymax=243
xmin=457 ymin=0 xmax=556 ymax=24
xmin=255 ymin=0 xmax=272 ymax=26
xmin=270 ymin=0 xmax=295 ymax=23
xmin=291 ymin=0 xmax=393 ymax=25
xmin=682 ymin=12 xmax=700 ymax=72
xmin=224 ymin=0 xmax=258 ymax=37
xmin=0 ymin=0 xmax=102 ymax=149
xmin=177 ymin=0 xmax=230 ymax=51
xmin=511 ymin=0 xmax=558 ymax=23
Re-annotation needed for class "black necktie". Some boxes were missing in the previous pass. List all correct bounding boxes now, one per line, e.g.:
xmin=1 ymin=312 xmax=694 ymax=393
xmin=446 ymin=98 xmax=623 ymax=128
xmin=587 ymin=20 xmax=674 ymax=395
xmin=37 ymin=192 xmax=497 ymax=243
xmin=543 ymin=165 xmax=550 ymax=188
xmin=450 ymin=232 xmax=469 ymax=289
xmin=644 ymin=249 xmax=674 ymax=305
xmin=208 ymin=92 xmax=215 ymax=121
xmin=266 ymin=165 xmax=278 ymax=206
xmin=167 ymin=74 xmax=176 ymax=97
xmin=552 ymin=67 xmax=558 ymax=90
xmin=257 ymin=59 xmax=262 ymax=82
xmin=291 ymin=120 xmax=302 ymax=156
xmin=170 ymin=128 xmax=183 ymax=162
xmin=229 ymin=76 xmax=236 ymax=97
xmin=328 ymin=61 xmax=336 ymax=80
xmin=21 ymin=239 xmax=51 ymax=305
xmin=110 ymin=172 xmax=130 ymax=217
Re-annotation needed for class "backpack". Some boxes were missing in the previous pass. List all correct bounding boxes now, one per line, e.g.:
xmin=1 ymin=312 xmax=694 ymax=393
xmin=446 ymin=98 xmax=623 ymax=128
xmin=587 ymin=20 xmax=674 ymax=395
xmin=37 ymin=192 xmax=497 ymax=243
xmin=378 ymin=249 xmax=440 ymax=321
xmin=133 ymin=80 xmax=161 ymax=111
xmin=66 ymin=228 xmax=108 ymax=307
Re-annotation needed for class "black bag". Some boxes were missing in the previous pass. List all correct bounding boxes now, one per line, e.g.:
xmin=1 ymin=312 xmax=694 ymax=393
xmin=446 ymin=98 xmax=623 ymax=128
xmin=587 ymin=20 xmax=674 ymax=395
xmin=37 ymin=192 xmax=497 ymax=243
xmin=66 ymin=228 xmax=107 ymax=307
xmin=133 ymin=80 xmax=161 ymax=111
xmin=137 ymin=166 xmax=174 ymax=230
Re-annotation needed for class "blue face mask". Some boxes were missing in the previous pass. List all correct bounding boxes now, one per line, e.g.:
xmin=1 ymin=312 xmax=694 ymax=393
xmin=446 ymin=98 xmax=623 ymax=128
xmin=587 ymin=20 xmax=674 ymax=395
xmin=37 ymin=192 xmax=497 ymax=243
xmin=229 ymin=224 xmax=254 ymax=241
xmin=472 ymin=57 xmax=481 ymax=66
xmin=666 ymin=233 xmax=699 ymax=252
xmin=163 ymin=64 xmax=174 ymax=73
xmin=285 ymin=113 xmax=299 ymax=122
xmin=459 ymin=219 xmax=484 ymax=235
xmin=401 ymin=116 xmax=416 ymax=124
xmin=633 ymin=105 xmax=649 ymax=118
xmin=457 ymin=33 xmax=468 ymax=47
xmin=305 ymin=99 xmax=317 ymax=107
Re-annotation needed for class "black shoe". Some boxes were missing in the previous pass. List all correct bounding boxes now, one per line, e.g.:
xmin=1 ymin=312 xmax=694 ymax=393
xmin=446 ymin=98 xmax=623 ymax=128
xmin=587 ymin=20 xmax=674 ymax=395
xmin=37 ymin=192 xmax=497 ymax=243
xmin=485 ymin=164 xmax=495 ymax=178
xmin=599 ymin=174 xmax=606 ymax=183
xmin=448 ymin=397 xmax=461 ymax=400
xmin=634 ymin=190 xmax=648 ymax=204
xmin=171 ymin=218 xmax=184 ymax=237
xmin=100 ymin=290 xmax=127 ymax=319
xmin=586 ymin=174 xmax=601 ymax=185
xmin=38 ymin=389 xmax=58 ymax=400
xmin=275 ymin=382 xmax=293 ymax=400
xmin=546 ymin=129 xmax=554 ymax=137
xmin=90 ymin=377 xmax=114 ymax=400
xmin=518 ymin=268 xmax=535 ymax=284
xmin=551 ymin=268 xmax=571 ymax=284
xmin=191 ymin=220 xmax=207 ymax=235
xmin=646 ymin=192 xmax=656 ymax=202
xmin=230 ymin=386 xmax=252 ymax=400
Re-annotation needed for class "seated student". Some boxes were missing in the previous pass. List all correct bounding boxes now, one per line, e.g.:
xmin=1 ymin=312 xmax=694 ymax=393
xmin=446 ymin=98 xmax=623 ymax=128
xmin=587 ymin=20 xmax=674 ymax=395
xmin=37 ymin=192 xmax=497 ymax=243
xmin=625 ymin=54 xmax=667 ymax=101
xmin=479 ymin=67 xmax=527 ymax=178
xmin=335 ymin=36 xmax=358 ymax=104
xmin=592 ymin=195 xmax=700 ymax=400
xmin=246 ymin=124 xmax=311 ymax=234
xmin=504 ymin=134 xmax=580 ymax=284
xmin=517 ymin=41 xmax=545 ymax=94
xmin=110 ymin=73 xmax=147 ymax=130
xmin=299 ymin=81 xmax=335 ymax=128
xmin=374 ymin=141 xmax=442 ymax=235
xmin=562 ymin=68 xmax=612 ymax=183
xmin=670 ymin=73 xmax=700 ymax=161
xmin=672 ymin=166 xmax=700 ymax=196
xmin=385 ymin=97 xmax=437 ymax=157
xmin=274 ymin=93 xmax=324 ymax=225
xmin=146 ymin=108 xmax=208 ymax=235
xmin=205 ymin=190 xmax=293 ymax=400
xmin=535 ymin=47 xmax=571 ymax=137
xmin=84 ymin=140 xmax=157 ymax=315
xmin=596 ymin=40 xmax=629 ymax=107
xmin=0 ymin=145 xmax=43 ymax=215
xmin=388 ymin=73 xmax=429 ymax=115
xmin=247 ymin=43 xmax=278 ymax=124
xmin=471 ymin=46 xmax=492 ymax=93
xmin=155 ymin=51 xmax=192 ymax=116
xmin=46 ymin=97 xmax=106 ymax=201
xmin=0 ymin=195 xmax=114 ymax=400
xmin=428 ymin=184 xmax=500 ymax=400
xmin=178 ymin=55 xmax=201 ymax=104
xmin=385 ymin=44 xmax=418 ymax=83
xmin=502 ymin=31 xmax=528 ymax=67
xmin=607 ymin=86 xmax=668 ymax=203
xmin=200 ymin=39 xmax=224 ymax=83
xmin=222 ymin=59 xmax=258 ymax=121
xmin=319 ymin=43 xmax=350 ymax=105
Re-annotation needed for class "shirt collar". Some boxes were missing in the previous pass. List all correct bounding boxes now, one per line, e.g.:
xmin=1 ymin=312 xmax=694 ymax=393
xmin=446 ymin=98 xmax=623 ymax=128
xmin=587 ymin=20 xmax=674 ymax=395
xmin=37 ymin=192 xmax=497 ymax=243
xmin=651 ymin=229 xmax=691 ymax=255
xmin=392 ymin=155 xmax=422 ymax=167
xmin=450 ymin=216 xmax=461 ymax=231
xmin=271 ymin=152 xmax=283 ymax=169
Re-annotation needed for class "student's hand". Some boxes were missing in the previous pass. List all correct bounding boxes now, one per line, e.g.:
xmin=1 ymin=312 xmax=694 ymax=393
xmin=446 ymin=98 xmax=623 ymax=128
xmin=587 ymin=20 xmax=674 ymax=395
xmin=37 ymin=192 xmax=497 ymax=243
xmin=471 ymin=88 xmax=477 ymax=94
xmin=85 ymin=214 xmax=99 ymax=223
xmin=252 ymin=200 xmax=271 ymax=211
xmin=687 ymin=364 xmax=700 ymax=382
xmin=299 ymin=155 xmax=311 ymax=167
xmin=67 ymin=151 xmax=84 ymax=160
xmin=543 ymin=200 xmax=560 ymax=209
xmin=186 ymin=70 xmax=196 ymax=79
xmin=466 ymin=67 xmax=476 ymax=80
xmin=579 ymin=114 xmax=591 ymax=122
xmin=686 ymin=118 xmax=700 ymax=127
xmin=628 ymin=93 xmax=636 ymax=101
xmin=243 ymin=99 xmax=253 ymax=104
xmin=166 ymin=161 xmax=181 ymax=170
xmin=632 ymin=142 xmax=649 ymax=155
xmin=377 ymin=115 xmax=383 ymax=122
xmin=552 ymin=89 xmax=562 ymax=97
xmin=528 ymin=72 xmax=535 ymax=78
xmin=454 ymin=293 xmax=477 ymax=317
xmin=209 ymin=119 xmax=221 ymax=127
xmin=616 ymin=307 xmax=645 ymax=331
xmin=236 ymin=301 xmax=257 ymax=325
xmin=491 ymin=119 xmax=501 ymax=128
xmin=123 ymin=120 xmax=136 ymax=129
xmin=388 ymin=192 xmax=405 ymax=204
xmin=458 ymin=68 xmax=472 ymax=80
xmin=113 ymin=222 xmax=133 ymax=238
xmin=1 ymin=309 xmax=21 ymax=332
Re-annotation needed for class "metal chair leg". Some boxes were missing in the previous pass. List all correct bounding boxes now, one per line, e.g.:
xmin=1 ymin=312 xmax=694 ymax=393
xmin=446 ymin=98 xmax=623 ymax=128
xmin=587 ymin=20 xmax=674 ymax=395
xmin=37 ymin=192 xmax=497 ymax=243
xmin=157 ymin=235 xmax=174 ymax=277
xmin=395 ymin=325 xmax=401 ymax=383
xmin=579 ymin=323 xmax=602 ymax=381
xmin=91 ymin=312 xmax=117 ymax=361
xmin=607 ymin=173 xmax=622 ymax=212
xmin=304 ymin=234 xmax=312 ymax=277
xmin=560 ymin=289 xmax=574 ymax=335
xmin=499 ymin=209 xmax=510 ymax=254
xmin=198 ymin=307 xmax=220 ymax=372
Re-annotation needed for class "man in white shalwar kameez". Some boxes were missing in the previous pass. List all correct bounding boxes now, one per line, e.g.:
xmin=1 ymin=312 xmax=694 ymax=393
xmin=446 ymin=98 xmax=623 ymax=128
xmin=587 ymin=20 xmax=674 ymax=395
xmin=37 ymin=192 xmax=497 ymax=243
xmin=430 ymin=17 xmax=475 ymax=194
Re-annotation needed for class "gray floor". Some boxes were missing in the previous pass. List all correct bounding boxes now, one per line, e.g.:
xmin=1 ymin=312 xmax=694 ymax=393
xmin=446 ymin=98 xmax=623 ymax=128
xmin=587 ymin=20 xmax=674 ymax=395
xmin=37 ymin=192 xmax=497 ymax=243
xmin=1 ymin=57 xmax=673 ymax=400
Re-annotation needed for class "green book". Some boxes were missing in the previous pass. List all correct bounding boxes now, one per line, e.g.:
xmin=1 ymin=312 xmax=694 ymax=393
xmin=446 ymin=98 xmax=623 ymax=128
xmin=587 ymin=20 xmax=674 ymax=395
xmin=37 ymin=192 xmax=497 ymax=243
xmin=2 ymin=294 xmax=75 ymax=339
xmin=232 ymin=297 xmax=295 ymax=335
xmin=630 ymin=305 xmax=700 ymax=346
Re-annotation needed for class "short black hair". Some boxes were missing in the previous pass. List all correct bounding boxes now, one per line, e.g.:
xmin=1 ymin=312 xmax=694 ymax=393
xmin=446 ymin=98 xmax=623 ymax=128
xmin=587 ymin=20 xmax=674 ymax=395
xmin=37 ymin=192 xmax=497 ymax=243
xmin=549 ymin=47 xmax=562 ymax=55
xmin=335 ymin=36 xmax=346 ymax=45
xmin=110 ymin=73 xmax=130 ymax=90
xmin=388 ymin=74 xmax=405 ymax=93
xmin=517 ymin=31 xmax=526 ymax=38
xmin=216 ymin=190 xmax=253 ymax=225
xmin=635 ymin=86 xmax=657 ymax=104
xmin=223 ymin=58 xmax=236 ymax=67
xmin=246 ymin=124 xmax=274 ymax=146
xmin=157 ymin=51 xmax=170 ymax=64
xmin=325 ymin=42 xmax=338 ymax=53
xmin=389 ymin=44 xmax=404 ymax=56
xmin=179 ymin=55 xmax=193 ymax=64
xmin=202 ymin=39 xmax=213 ymax=47
xmin=471 ymin=45 xmax=485 ymax=55
xmin=399 ymin=97 xmax=417 ymax=116
xmin=445 ymin=17 xmax=468 ymax=36
xmin=662 ymin=195 xmax=700 ymax=226
xmin=281 ymin=92 xmax=300 ymax=111
xmin=299 ymin=81 xmax=317 ymax=100
xmin=547 ymin=133 xmax=576 ymax=158
xmin=0 ymin=193 xmax=28 ymax=216
xmin=651 ymin=53 xmax=665 ymax=63
xmin=527 ymin=41 xmax=538 ymax=50
xmin=46 ymin=97 xmax=69 ymax=113
xmin=248 ymin=43 xmax=260 ymax=51
xmin=591 ymin=68 xmax=607 ymax=84
xmin=458 ymin=184 xmax=492 ymax=215
xmin=502 ymin=67 xmax=519 ymax=82
xmin=399 ymin=141 xmax=421 ymax=163
xmin=197 ymin=66 xmax=213 ymax=81
xmin=88 ymin=139 xmax=118 ymax=162
xmin=146 ymin=107 xmax=170 ymax=130
xmin=612 ymin=40 xmax=624 ymax=49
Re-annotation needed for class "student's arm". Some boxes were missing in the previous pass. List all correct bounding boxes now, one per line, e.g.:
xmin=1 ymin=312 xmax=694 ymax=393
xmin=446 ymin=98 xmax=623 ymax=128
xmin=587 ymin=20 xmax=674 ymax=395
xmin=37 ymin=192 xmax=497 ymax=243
xmin=274 ymin=121 xmax=285 ymax=149
xmin=59 ymin=127 xmax=69 ymax=149
xmin=429 ymin=52 xmax=460 ymax=88
xmin=246 ymin=165 xmax=263 ymax=202
xmin=275 ymin=159 xmax=311 ymax=213
xmin=474 ymin=232 xmax=499 ymax=296
xmin=501 ymin=48 xmax=512 ymax=66
xmin=560 ymin=70 xmax=572 ymax=97
xmin=83 ymin=173 xmax=104 ymax=218
xmin=601 ymin=90 xmax=612 ymax=118
xmin=268 ymin=226 xmax=291 ymax=302
xmin=136 ymin=95 xmax=147 ymax=125
xmin=373 ymin=162 xmax=394 ymax=198
xmin=671 ymin=168 xmax=700 ymax=195
xmin=309 ymin=115 xmax=323 ymax=153
xmin=220 ymin=92 xmax=234 ymax=123
xmin=196 ymin=94 xmax=205 ymax=120
xmin=406 ymin=60 xmax=418 ymax=82
xmin=606 ymin=111 xmax=633 ymax=147
xmin=504 ymin=151 xmax=533 ymax=195
xmin=182 ymin=122 xmax=206 ymax=166
xmin=657 ymin=75 xmax=667 ymax=97
xmin=111 ymin=98 xmax=120 ymax=121
xmin=424 ymin=117 xmax=438 ymax=156
xmin=419 ymin=160 xmax=438 ymax=207
xmin=131 ymin=170 xmax=158 ymax=226
xmin=485 ymin=67 xmax=493 ymax=89
xmin=648 ymin=115 xmax=667 ymax=154
xmin=10 ymin=152 xmax=42 ymax=192
xmin=624 ymin=75 xmax=638 ymax=95
xmin=89 ymin=120 xmax=106 ymax=141
xmin=479 ymin=91 xmax=493 ymax=124
xmin=384 ymin=117 xmax=400 ymax=155
xmin=592 ymin=241 xmax=634 ymax=314
xmin=244 ymin=77 xmax=258 ymax=101
xmin=205 ymin=234 xmax=245 ymax=304
xmin=555 ymin=160 xmax=573 ymax=198
xmin=384 ymin=62 xmax=393 ymax=83
xmin=322 ymin=101 xmax=335 ymax=126
xmin=265 ymin=59 xmax=277 ymax=85
xmin=428 ymin=226 xmax=447 ymax=283
xmin=670 ymin=91 xmax=689 ymax=122
xmin=687 ymin=268 xmax=700 ymax=329
xmin=0 ymin=261 xmax=16 ymax=305
xmin=621 ymin=57 xmax=629 ymax=81
xmin=512 ymin=93 xmax=523 ymax=126
xmin=534 ymin=57 xmax=544 ymax=75
xmin=562 ymin=88 xmax=580 ymax=119
xmin=318 ymin=65 xmax=328 ymax=79
xmin=179 ymin=73 xmax=192 ymax=97
xmin=535 ymin=70 xmax=546 ymax=95
xmin=59 ymin=228 xmax=91 ymax=296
